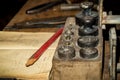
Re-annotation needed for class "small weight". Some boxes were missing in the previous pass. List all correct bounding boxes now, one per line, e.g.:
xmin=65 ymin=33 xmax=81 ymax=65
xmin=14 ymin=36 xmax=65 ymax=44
xmin=77 ymin=36 xmax=99 ymax=47
xmin=58 ymin=46 xmax=75 ymax=60
xmin=80 ymin=47 xmax=98 ymax=59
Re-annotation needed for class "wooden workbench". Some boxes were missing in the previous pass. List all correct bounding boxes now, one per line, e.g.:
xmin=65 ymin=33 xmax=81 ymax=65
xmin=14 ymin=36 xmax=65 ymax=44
xmin=2 ymin=0 xmax=79 ymax=79
xmin=2 ymin=0 xmax=120 ymax=80
xmin=3 ymin=0 xmax=79 ymax=32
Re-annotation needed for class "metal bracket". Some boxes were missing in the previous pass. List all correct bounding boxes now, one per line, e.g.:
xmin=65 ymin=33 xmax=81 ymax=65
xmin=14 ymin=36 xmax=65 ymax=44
xmin=109 ymin=27 xmax=117 ymax=80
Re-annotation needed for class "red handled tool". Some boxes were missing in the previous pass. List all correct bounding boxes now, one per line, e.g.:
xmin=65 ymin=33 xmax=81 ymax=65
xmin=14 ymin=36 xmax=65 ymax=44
xmin=25 ymin=27 xmax=64 ymax=67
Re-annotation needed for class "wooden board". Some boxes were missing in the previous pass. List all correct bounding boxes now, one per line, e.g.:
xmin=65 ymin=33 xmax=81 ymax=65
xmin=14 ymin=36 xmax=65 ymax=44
xmin=0 ymin=31 xmax=59 ymax=79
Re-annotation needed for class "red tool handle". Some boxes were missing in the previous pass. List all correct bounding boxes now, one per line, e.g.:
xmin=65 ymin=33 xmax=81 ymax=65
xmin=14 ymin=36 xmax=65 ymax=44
xmin=33 ymin=27 xmax=63 ymax=59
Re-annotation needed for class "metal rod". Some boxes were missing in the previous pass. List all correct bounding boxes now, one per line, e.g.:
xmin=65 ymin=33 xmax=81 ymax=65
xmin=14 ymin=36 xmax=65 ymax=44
xmin=102 ymin=15 xmax=120 ymax=24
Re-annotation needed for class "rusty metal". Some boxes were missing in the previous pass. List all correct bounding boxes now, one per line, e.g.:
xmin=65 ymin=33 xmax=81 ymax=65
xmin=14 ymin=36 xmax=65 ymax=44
xmin=75 ymin=2 xmax=98 ymax=36
xmin=100 ymin=0 xmax=120 ymax=80
xmin=60 ymin=3 xmax=98 ymax=11
xmin=58 ymin=46 xmax=75 ymax=60
xmin=77 ymin=36 xmax=99 ymax=47
xmin=99 ymin=0 xmax=103 ymax=27
xmin=100 ymin=0 xmax=120 ymax=25
xmin=54 ymin=17 xmax=99 ymax=61
xmin=102 ymin=15 xmax=120 ymax=24
xmin=26 ymin=0 xmax=70 ymax=14
xmin=4 ymin=16 xmax=67 ymax=30
xmin=117 ymin=63 xmax=120 ymax=72
xmin=45 ymin=0 xmax=120 ymax=80
xmin=109 ymin=27 xmax=117 ymax=80
xmin=60 ymin=4 xmax=81 ymax=10
xmin=80 ymin=47 xmax=98 ymax=59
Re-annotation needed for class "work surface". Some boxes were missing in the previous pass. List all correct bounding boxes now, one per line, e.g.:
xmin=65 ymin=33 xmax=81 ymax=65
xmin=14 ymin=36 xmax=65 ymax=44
xmin=4 ymin=0 xmax=79 ymax=32
xmin=2 ymin=0 xmax=79 ymax=79
xmin=2 ymin=0 xmax=120 ymax=80
xmin=0 ymin=31 xmax=59 ymax=80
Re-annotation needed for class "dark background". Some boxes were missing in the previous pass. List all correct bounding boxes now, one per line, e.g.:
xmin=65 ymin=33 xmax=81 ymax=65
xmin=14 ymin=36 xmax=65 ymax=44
xmin=0 ymin=0 xmax=120 ymax=30
xmin=0 ymin=0 xmax=27 ymax=30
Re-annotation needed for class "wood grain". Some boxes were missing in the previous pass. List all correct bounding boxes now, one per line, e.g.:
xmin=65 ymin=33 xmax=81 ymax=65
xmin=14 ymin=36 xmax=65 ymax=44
xmin=0 ymin=31 xmax=59 ymax=79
